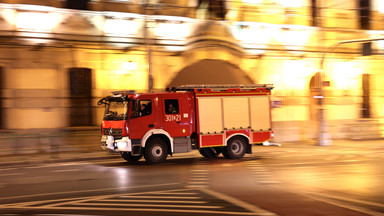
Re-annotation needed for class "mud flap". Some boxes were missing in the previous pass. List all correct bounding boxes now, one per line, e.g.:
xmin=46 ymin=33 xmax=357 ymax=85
xmin=246 ymin=144 xmax=252 ymax=154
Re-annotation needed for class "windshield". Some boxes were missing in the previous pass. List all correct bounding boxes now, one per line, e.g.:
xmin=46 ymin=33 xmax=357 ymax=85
xmin=104 ymin=101 xmax=128 ymax=121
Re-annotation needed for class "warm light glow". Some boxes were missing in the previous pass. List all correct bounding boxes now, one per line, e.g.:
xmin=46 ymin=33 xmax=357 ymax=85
xmin=242 ymin=0 xmax=263 ymax=4
xmin=368 ymin=30 xmax=384 ymax=53
xmin=16 ymin=12 xmax=55 ymax=32
xmin=104 ymin=18 xmax=140 ymax=36
xmin=154 ymin=22 xmax=190 ymax=39
xmin=114 ymin=168 xmax=130 ymax=187
xmin=332 ymin=61 xmax=362 ymax=90
xmin=282 ymin=60 xmax=313 ymax=90
xmin=153 ymin=17 xmax=193 ymax=51
xmin=278 ymin=0 xmax=305 ymax=8
xmin=376 ymin=0 xmax=384 ymax=13
xmin=276 ymin=25 xmax=312 ymax=50
xmin=123 ymin=61 xmax=137 ymax=71
xmin=233 ymin=22 xmax=278 ymax=54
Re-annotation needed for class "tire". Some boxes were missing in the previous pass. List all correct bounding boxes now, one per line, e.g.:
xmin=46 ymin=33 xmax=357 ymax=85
xmin=120 ymin=152 xmax=142 ymax=162
xmin=223 ymin=137 xmax=247 ymax=159
xmin=144 ymin=138 xmax=168 ymax=164
xmin=199 ymin=147 xmax=221 ymax=158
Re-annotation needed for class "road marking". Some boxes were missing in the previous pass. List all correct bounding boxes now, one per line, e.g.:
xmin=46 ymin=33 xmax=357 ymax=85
xmin=52 ymin=169 xmax=82 ymax=173
xmin=43 ymin=189 xmax=197 ymax=208
xmin=245 ymin=161 xmax=280 ymax=184
xmin=154 ymin=192 xmax=198 ymax=195
xmin=188 ymin=160 xmax=210 ymax=188
xmin=1 ymin=188 xmax=277 ymax=216
xmin=120 ymin=195 xmax=201 ymax=199
xmin=306 ymin=191 xmax=384 ymax=208
xmin=71 ymin=202 xmax=223 ymax=209
xmin=103 ymin=199 xmax=207 ymax=204
xmin=302 ymin=191 xmax=384 ymax=216
xmin=0 ymin=173 xmax=22 ymax=176
xmin=0 ymin=182 xmax=181 ymax=201
xmin=202 ymin=189 xmax=277 ymax=216
xmin=0 ymin=168 xmax=18 ymax=171
xmin=6 ymin=206 xmax=261 ymax=215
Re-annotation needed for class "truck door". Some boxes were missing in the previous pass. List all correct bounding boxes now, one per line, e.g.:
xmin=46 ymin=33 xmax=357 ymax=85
xmin=128 ymin=99 xmax=156 ymax=139
xmin=162 ymin=94 xmax=193 ymax=138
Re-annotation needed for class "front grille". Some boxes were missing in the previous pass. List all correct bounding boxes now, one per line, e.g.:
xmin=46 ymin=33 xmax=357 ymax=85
xmin=103 ymin=128 xmax=122 ymax=139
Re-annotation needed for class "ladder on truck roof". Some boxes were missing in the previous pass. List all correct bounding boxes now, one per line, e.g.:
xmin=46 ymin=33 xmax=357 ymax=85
xmin=167 ymin=84 xmax=274 ymax=92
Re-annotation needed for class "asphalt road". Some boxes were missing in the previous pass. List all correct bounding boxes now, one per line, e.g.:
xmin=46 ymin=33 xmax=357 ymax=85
xmin=0 ymin=144 xmax=383 ymax=216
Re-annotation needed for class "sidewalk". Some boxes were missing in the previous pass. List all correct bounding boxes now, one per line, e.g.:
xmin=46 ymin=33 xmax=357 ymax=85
xmin=0 ymin=150 xmax=120 ymax=167
xmin=282 ymin=139 xmax=384 ymax=150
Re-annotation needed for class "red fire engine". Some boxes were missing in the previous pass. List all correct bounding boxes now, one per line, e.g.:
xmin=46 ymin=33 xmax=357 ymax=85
xmin=98 ymin=84 xmax=274 ymax=163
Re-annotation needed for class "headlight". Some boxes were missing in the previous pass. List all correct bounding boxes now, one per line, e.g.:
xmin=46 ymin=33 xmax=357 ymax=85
xmin=117 ymin=142 xmax=128 ymax=149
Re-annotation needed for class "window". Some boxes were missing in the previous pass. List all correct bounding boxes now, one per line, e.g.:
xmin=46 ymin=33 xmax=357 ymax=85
xmin=131 ymin=100 xmax=152 ymax=118
xmin=66 ymin=0 xmax=89 ymax=10
xmin=359 ymin=0 xmax=371 ymax=30
xmin=165 ymin=99 xmax=179 ymax=114
xmin=311 ymin=0 xmax=318 ymax=27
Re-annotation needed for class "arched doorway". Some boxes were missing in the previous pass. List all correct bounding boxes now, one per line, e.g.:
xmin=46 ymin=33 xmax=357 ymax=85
xmin=69 ymin=67 xmax=93 ymax=126
xmin=168 ymin=59 xmax=254 ymax=86
xmin=308 ymin=72 xmax=330 ymax=139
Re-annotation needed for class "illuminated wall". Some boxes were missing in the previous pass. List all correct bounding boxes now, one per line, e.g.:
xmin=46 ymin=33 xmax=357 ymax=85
xmin=0 ymin=1 xmax=383 ymax=140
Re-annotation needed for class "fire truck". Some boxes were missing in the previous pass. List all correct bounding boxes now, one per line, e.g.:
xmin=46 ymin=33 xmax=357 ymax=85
xmin=98 ymin=84 xmax=274 ymax=163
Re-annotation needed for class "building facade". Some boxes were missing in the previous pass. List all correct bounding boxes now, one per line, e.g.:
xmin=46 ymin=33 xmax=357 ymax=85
xmin=0 ymin=0 xmax=383 ymax=142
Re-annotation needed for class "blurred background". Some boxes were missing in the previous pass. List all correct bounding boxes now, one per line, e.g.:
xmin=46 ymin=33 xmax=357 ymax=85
xmin=0 ymin=0 xmax=383 ymax=155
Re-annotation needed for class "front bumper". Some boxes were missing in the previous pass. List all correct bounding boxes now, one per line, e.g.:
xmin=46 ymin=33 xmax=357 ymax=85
xmin=101 ymin=135 xmax=132 ymax=152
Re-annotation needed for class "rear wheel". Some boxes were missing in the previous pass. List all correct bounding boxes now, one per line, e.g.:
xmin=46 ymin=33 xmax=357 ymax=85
xmin=120 ymin=152 xmax=142 ymax=162
xmin=144 ymin=138 xmax=168 ymax=164
xmin=223 ymin=137 xmax=247 ymax=159
xmin=199 ymin=147 xmax=221 ymax=158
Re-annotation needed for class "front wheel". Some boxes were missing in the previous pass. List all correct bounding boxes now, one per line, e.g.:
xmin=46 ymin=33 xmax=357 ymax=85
xmin=144 ymin=138 xmax=168 ymax=164
xmin=223 ymin=137 xmax=247 ymax=159
xmin=121 ymin=152 xmax=142 ymax=162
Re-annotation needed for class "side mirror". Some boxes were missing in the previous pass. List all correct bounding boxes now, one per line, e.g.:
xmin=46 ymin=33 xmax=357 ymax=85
xmin=97 ymin=98 xmax=106 ymax=106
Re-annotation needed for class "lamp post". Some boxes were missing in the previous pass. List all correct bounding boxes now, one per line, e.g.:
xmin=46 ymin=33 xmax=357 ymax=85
xmin=143 ymin=0 xmax=154 ymax=92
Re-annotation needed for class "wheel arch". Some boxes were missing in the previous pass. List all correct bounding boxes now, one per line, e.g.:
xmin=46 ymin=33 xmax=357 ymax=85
xmin=226 ymin=133 xmax=250 ymax=145
xmin=226 ymin=133 xmax=252 ymax=154
xmin=142 ymin=129 xmax=173 ymax=154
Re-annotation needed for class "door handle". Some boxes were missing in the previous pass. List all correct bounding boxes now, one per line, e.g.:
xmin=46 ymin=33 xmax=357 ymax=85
xmin=176 ymin=121 xmax=182 ymax=124
xmin=148 ymin=124 xmax=154 ymax=128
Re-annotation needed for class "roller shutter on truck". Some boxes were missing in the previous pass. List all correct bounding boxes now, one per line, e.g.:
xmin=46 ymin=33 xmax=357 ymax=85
xmin=197 ymin=94 xmax=272 ymax=147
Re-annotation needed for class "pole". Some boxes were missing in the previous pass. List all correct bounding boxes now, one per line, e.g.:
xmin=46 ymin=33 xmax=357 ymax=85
xmin=144 ymin=0 xmax=153 ymax=92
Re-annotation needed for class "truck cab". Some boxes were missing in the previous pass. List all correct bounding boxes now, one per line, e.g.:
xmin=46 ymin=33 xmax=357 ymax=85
xmin=98 ymin=91 xmax=195 ymax=163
